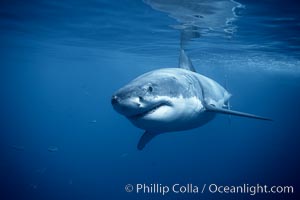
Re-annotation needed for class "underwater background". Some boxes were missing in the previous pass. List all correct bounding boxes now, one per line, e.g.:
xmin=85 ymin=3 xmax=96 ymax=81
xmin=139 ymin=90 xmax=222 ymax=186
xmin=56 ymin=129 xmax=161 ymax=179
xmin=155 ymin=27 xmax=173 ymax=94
xmin=0 ymin=0 xmax=299 ymax=199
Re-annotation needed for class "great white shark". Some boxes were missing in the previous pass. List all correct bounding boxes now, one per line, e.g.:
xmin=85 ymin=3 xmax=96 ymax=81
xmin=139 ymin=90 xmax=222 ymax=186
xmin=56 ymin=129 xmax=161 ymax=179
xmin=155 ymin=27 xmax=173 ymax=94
xmin=111 ymin=49 xmax=271 ymax=150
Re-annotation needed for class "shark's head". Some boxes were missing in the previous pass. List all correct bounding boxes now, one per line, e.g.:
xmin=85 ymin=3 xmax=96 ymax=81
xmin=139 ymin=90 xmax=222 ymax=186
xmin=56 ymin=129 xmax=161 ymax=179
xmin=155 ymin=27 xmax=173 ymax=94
xmin=111 ymin=69 xmax=204 ymax=132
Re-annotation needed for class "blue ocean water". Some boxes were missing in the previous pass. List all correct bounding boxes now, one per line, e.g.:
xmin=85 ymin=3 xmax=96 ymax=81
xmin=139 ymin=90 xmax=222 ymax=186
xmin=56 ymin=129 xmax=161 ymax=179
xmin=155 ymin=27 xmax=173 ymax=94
xmin=0 ymin=0 xmax=299 ymax=199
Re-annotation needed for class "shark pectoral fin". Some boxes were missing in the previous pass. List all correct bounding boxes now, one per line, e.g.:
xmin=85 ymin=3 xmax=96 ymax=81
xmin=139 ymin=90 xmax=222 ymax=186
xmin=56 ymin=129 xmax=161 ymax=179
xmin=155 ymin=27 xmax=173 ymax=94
xmin=205 ymin=104 xmax=273 ymax=121
xmin=137 ymin=131 xmax=158 ymax=150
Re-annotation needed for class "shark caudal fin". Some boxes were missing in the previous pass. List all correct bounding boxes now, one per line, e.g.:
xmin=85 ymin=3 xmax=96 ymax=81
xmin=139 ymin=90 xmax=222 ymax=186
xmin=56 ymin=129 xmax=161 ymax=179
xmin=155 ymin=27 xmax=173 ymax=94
xmin=205 ymin=104 xmax=273 ymax=121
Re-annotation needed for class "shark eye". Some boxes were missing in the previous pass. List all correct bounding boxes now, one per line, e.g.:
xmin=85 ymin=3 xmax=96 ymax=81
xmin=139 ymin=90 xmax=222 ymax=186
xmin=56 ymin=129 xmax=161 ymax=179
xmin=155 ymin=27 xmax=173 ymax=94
xmin=148 ymin=86 xmax=153 ymax=92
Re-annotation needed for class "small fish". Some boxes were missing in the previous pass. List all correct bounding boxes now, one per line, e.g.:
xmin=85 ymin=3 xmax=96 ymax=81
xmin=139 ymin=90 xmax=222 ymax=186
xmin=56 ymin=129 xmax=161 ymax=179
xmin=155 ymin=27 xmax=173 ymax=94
xmin=11 ymin=145 xmax=25 ymax=151
xmin=48 ymin=146 xmax=59 ymax=152
xmin=89 ymin=120 xmax=97 ymax=123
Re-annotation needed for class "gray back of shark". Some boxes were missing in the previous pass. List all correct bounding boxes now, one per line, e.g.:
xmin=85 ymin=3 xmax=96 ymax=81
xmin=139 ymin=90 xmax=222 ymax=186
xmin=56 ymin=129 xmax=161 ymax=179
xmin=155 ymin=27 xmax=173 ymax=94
xmin=111 ymin=50 xmax=272 ymax=150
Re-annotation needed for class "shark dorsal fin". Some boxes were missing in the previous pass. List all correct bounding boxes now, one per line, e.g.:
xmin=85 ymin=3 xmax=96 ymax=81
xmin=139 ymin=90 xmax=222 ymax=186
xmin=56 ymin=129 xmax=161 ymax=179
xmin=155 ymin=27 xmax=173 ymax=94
xmin=179 ymin=49 xmax=196 ymax=72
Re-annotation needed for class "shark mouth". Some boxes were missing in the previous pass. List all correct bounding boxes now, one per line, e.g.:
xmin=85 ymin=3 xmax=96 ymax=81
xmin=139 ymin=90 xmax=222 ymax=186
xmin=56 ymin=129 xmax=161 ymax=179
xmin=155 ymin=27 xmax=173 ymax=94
xmin=128 ymin=103 xmax=168 ymax=120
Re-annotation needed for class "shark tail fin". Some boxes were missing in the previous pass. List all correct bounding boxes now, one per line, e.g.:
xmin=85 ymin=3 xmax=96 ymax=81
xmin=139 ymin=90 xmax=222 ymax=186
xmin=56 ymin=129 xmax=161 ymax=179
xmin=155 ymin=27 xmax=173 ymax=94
xmin=205 ymin=104 xmax=273 ymax=121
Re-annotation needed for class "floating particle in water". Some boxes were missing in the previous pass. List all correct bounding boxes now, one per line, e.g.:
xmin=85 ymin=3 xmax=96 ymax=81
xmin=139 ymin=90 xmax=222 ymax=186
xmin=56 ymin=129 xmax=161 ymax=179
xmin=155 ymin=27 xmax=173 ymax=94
xmin=89 ymin=119 xmax=97 ymax=123
xmin=69 ymin=179 xmax=73 ymax=185
xmin=10 ymin=145 xmax=25 ymax=151
xmin=120 ymin=153 xmax=129 ymax=158
xmin=151 ymin=161 xmax=157 ymax=167
xmin=48 ymin=146 xmax=59 ymax=152
xmin=36 ymin=167 xmax=47 ymax=174
xmin=30 ymin=184 xmax=38 ymax=190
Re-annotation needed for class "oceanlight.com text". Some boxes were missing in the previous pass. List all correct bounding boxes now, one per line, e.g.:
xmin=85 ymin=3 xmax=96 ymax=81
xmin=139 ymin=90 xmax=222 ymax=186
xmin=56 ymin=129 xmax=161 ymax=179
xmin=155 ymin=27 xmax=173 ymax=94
xmin=124 ymin=183 xmax=294 ymax=196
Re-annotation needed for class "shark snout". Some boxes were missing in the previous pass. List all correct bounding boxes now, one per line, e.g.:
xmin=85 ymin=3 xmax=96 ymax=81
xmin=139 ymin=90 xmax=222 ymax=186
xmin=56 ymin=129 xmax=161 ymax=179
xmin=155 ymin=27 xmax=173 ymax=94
xmin=111 ymin=95 xmax=120 ymax=105
xmin=111 ymin=94 xmax=143 ymax=117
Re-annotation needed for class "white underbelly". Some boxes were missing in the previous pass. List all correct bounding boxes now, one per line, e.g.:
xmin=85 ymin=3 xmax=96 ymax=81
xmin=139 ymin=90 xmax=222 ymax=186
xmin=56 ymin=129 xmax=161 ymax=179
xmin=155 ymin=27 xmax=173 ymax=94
xmin=130 ymin=95 xmax=212 ymax=132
